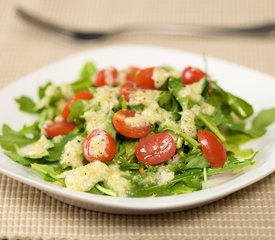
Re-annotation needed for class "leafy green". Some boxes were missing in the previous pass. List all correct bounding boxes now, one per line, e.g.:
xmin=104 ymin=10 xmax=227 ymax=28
xmin=31 ymin=163 xmax=64 ymax=184
xmin=71 ymin=62 xmax=97 ymax=92
xmin=38 ymin=82 xmax=52 ymax=99
xmin=197 ymin=113 xmax=226 ymax=142
xmin=168 ymin=77 xmax=189 ymax=109
xmin=128 ymin=169 xmax=202 ymax=197
xmin=212 ymin=83 xmax=253 ymax=119
xmin=46 ymin=133 xmax=78 ymax=162
xmin=68 ymin=100 xmax=85 ymax=122
xmin=4 ymin=151 xmax=33 ymax=166
xmin=158 ymin=91 xmax=181 ymax=114
xmin=15 ymin=96 xmax=37 ymax=113
xmin=0 ymin=124 xmax=39 ymax=151
xmin=247 ymin=107 xmax=275 ymax=137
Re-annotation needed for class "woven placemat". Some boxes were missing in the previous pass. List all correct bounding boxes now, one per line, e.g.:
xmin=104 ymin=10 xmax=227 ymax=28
xmin=0 ymin=1 xmax=275 ymax=239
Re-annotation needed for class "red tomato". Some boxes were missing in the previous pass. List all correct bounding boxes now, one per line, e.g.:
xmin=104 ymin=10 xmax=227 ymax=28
xmin=94 ymin=67 xmax=118 ymax=87
xmin=197 ymin=129 xmax=227 ymax=168
xmin=135 ymin=67 xmax=155 ymax=89
xmin=125 ymin=66 xmax=140 ymax=82
xmin=118 ymin=82 xmax=137 ymax=101
xmin=44 ymin=120 xmax=76 ymax=138
xmin=112 ymin=110 xmax=151 ymax=138
xmin=182 ymin=66 xmax=206 ymax=85
xmin=62 ymin=91 xmax=93 ymax=121
xmin=135 ymin=132 xmax=176 ymax=165
xmin=83 ymin=129 xmax=116 ymax=162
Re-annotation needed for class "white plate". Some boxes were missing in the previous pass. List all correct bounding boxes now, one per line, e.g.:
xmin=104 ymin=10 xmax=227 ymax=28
xmin=0 ymin=45 xmax=275 ymax=214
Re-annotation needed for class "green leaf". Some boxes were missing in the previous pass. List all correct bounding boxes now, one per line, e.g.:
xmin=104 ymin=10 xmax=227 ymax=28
xmin=0 ymin=124 xmax=37 ymax=151
xmin=168 ymin=77 xmax=189 ymax=109
xmin=158 ymin=91 xmax=181 ymax=113
xmin=71 ymin=62 xmax=97 ymax=92
xmin=185 ymin=154 xmax=210 ymax=169
xmin=19 ymin=121 xmax=41 ymax=141
xmin=46 ymin=134 xmax=78 ymax=162
xmin=160 ymin=124 xmax=200 ymax=148
xmin=248 ymin=107 xmax=275 ymax=137
xmin=38 ymin=82 xmax=52 ymax=99
xmin=15 ymin=96 xmax=37 ymax=113
xmin=226 ymin=92 xmax=254 ymax=119
xmin=68 ymin=100 xmax=85 ymax=122
xmin=197 ymin=113 xmax=226 ymax=142
xmin=104 ymin=111 xmax=116 ymax=140
xmin=31 ymin=163 xmax=64 ymax=183
xmin=4 ymin=151 xmax=32 ymax=166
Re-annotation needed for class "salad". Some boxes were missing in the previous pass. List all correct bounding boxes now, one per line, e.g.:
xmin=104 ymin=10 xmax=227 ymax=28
xmin=1 ymin=62 xmax=275 ymax=197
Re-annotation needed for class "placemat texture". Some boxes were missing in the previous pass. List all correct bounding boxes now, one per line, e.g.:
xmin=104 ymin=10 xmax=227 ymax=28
xmin=0 ymin=0 xmax=274 ymax=239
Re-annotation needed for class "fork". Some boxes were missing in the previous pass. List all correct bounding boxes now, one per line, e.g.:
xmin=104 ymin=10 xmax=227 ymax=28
xmin=16 ymin=6 xmax=275 ymax=40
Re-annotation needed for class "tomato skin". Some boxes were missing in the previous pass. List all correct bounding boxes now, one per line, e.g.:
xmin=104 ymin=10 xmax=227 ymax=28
xmin=197 ymin=129 xmax=227 ymax=168
xmin=62 ymin=91 xmax=93 ymax=121
xmin=135 ymin=67 xmax=155 ymax=89
xmin=83 ymin=129 xmax=116 ymax=162
xmin=44 ymin=121 xmax=76 ymax=138
xmin=94 ymin=67 xmax=118 ymax=87
xmin=112 ymin=110 xmax=151 ymax=138
xmin=182 ymin=66 xmax=206 ymax=85
xmin=118 ymin=82 xmax=137 ymax=101
xmin=135 ymin=132 xmax=176 ymax=165
xmin=125 ymin=66 xmax=140 ymax=82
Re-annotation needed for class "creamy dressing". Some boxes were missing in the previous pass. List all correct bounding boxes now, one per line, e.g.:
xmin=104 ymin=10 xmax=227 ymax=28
xmin=60 ymin=136 xmax=84 ymax=168
xmin=84 ymin=86 xmax=119 ymax=132
xmin=124 ymin=113 xmax=149 ymax=128
xmin=152 ymin=67 xmax=170 ymax=88
xmin=129 ymin=90 xmax=177 ymax=127
xmin=18 ymin=135 xmax=53 ymax=159
xmin=60 ymin=162 xmax=130 ymax=196
xmin=88 ymin=133 xmax=108 ymax=158
xmin=178 ymin=82 xmax=202 ymax=102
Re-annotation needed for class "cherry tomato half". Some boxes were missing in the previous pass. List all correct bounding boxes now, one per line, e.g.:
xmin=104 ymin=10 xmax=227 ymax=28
xmin=197 ymin=129 xmax=227 ymax=168
xmin=44 ymin=120 xmax=76 ymax=138
xmin=182 ymin=66 xmax=206 ymax=85
xmin=125 ymin=66 xmax=140 ymax=82
xmin=112 ymin=110 xmax=151 ymax=138
xmin=62 ymin=91 xmax=93 ymax=121
xmin=83 ymin=129 xmax=116 ymax=162
xmin=118 ymin=82 xmax=137 ymax=101
xmin=94 ymin=67 xmax=118 ymax=87
xmin=135 ymin=67 xmax=155 ymax=89
xmin=135 ymin=132 xmax=176 ymax=165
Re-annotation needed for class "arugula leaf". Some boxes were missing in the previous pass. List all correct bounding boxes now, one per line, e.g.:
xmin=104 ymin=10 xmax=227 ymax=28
xmin=31 ymin=163 xmax=64 ymax=184
xmin=104 ymin=111 xmax=116 ymax=140
xmin=168 ymin=77 xmax=189 ymax=109
xmin=212 ymin=83 xmax=253 ymax=119
xmin=197 ymin=113 xmax=226 ymax=142
xmin=128 ymin=181 xmax=197 ymax=197
xmin=248 ymin=107 xmax=275 ymax=137
xmin=68 ymin=100 xmax=85 ymax=122
xmin=15 ymin=96 xmax=37 ymax=113
xmin=0 ymin=124 xmax=38 ymax=151
xmin=128 ymin=169 xmax=202 ymax=197
xmin=207 ymin=157 xmax=254 ymax=176
xmin=46 ymin=134 xmax=78 ymax=162
xmin=38 ymin=82 xmax=52 ymax=99
xmin=158 ymin=91 xmax=181 ymax=114
xmin=160 ymin=124 xmax=200 ymax=148
xmin=226 ymin=92 xmax=254 ymax=119
xmin=4 ymin=151 xmax=33 ymax=166
xmin=71 ymin=62 xmax=97 ymax=92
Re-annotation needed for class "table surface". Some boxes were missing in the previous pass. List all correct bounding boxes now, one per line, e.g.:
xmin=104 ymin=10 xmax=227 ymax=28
xmin=0 ymin=0 xmax=275 ymax=239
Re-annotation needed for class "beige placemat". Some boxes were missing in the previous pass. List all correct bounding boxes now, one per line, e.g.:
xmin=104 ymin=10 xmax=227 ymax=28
xmin=0 ymin=1 xmax=275 ymax=239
